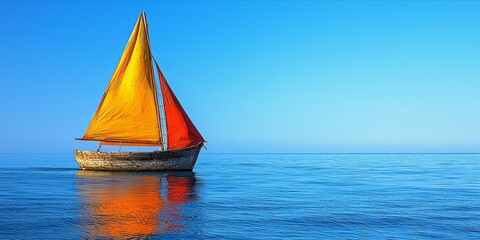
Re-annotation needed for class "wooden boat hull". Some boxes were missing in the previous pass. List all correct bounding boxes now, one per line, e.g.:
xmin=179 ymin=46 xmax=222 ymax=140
xmin=74 ymin=143 xmax=202 ymax=171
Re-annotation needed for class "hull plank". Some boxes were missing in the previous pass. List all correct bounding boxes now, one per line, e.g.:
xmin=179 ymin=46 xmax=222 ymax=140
xmin=74 ymin=144 xmax=202 ymax=171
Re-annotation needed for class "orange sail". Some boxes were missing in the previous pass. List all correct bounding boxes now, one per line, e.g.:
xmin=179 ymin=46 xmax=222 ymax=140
xmin=80 ymin=13 xmax=162 ymax=146
xmin=155 ymin=61 xmax=205 ymax=150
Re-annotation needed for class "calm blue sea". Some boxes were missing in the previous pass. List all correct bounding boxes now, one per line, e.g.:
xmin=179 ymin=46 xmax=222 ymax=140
xmin=0 ymin=153 xmax=479 ymax=239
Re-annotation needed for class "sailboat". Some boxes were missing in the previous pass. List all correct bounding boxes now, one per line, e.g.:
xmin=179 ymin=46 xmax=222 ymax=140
xmin=74 ymin=12 xmax=205 ymax=171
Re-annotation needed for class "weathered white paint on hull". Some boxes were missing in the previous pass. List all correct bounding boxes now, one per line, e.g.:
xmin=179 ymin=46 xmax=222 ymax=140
xmin=74 ymin=143 xmax=202 ymax=171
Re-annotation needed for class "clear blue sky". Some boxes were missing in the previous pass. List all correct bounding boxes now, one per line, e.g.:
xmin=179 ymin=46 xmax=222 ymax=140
xmin=1 ymin=1 xmax=479 ymax=153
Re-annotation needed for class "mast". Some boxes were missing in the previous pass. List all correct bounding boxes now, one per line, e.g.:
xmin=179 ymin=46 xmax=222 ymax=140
xmin=152 ymin=55 xmax=168 ymax=151
xmin=142 ymin=12 xmax=164 ymax=150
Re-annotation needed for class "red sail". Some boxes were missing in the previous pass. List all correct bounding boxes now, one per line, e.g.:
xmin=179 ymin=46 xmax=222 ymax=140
xmin=155 ymin=61 xmax=205 ymax=150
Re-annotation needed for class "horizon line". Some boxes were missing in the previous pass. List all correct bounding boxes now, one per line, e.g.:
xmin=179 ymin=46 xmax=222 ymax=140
xmin=1 ymin=152 xmax=480 ymax=155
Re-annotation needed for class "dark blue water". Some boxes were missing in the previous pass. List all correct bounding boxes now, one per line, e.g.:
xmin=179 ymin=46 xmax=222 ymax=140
xmin=0 ymin=153 xmax=479 ymax=239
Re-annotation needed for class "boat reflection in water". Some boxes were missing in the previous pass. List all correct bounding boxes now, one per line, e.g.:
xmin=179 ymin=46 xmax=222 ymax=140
xmin=76 ymin=171 xmax=198 ymax=239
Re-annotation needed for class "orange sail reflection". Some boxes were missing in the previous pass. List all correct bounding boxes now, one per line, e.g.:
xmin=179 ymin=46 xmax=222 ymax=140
xmin=76 ymin=171 xmax=197 ymax=239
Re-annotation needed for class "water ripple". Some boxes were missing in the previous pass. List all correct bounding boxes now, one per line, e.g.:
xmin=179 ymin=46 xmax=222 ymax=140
xmin=0 ymin=153 xmax=479 ymax=239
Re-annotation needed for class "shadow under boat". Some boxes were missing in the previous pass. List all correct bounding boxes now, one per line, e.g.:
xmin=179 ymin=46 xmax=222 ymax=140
xmin=76 ymin=170 xmax=200 ymax=239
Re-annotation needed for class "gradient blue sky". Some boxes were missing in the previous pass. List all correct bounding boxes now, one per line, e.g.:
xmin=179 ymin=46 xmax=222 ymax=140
xmin=1 ymin=1 xmax=479 ymax=153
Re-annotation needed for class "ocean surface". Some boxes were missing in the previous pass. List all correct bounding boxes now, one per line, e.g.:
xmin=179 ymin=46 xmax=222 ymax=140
xmin=0 ymin=153 xmax=479 ymax=239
